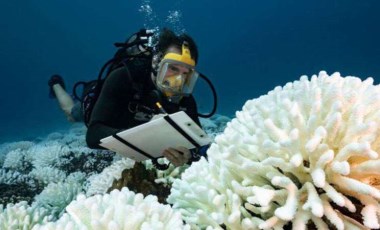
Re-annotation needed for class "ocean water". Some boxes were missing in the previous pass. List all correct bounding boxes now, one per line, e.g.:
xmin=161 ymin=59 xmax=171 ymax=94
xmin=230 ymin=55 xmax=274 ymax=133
xmin=0 ymin=0 xmax=379 ymax=143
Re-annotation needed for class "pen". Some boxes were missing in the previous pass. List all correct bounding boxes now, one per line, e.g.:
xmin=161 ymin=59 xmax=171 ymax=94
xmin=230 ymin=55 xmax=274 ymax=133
xmin=155 ymin=102 xmax=167 ymax=114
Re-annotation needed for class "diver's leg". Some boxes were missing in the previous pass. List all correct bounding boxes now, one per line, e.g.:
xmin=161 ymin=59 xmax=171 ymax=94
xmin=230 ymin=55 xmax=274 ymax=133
xmin=49 ymin=75 xmax=75 ymax=122
xmin=52 ymin=84 xmax=75 ymax=122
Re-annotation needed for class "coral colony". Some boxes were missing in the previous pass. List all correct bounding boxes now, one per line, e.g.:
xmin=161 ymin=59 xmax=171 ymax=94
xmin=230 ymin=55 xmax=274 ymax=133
xmin=1 ymin=71 xmax=380 ymax=229
xmin=169 ymin=71 xmax=380 ymax=229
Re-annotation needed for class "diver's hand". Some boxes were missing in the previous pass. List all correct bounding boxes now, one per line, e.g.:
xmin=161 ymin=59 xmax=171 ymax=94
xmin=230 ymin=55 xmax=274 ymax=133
xmin=150 ymin=113 xmax=165 ymax=121
xmin=163 ymin=147 xmax=191 ymax=167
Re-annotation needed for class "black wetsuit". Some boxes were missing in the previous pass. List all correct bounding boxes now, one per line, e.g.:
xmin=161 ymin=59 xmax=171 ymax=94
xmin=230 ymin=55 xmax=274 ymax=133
xmin=86 ymin=59 xmax=201 ymax=149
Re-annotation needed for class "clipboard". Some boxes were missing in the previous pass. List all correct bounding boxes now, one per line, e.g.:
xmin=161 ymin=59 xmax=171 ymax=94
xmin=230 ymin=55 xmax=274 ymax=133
xmin=99 ymin=111 xmax=211 ymax=161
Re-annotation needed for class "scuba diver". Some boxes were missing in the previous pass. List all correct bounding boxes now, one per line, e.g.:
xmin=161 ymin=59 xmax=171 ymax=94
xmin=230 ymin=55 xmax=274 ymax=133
xmin=48 ymin=28 xmax=217 ymax=168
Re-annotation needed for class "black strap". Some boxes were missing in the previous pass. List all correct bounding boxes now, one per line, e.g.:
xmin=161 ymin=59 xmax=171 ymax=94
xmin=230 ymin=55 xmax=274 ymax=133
xmin=163 ymin=115 xmax=201 ymax=148
xmin=112 ymin=134 xmax=154 ymax=160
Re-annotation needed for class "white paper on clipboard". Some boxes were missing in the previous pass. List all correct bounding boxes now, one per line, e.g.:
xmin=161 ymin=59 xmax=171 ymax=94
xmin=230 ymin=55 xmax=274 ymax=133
xmin=99 ymin=111 xmax=211 ymax=161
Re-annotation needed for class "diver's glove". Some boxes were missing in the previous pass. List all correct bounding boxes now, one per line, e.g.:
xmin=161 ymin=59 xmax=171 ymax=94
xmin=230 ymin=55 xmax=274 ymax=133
xmin=48 ymin=74 xmax=66 ymax=98
xmin=187 ymin=145 xmax=209 ymax=165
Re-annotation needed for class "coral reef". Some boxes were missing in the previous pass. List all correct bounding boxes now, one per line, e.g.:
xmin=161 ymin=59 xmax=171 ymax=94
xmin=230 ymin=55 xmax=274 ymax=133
xmin=0 ymin=112 xmax=225 ymax=228
xmin=5 ymin=74 xmax=363 ymax=230
xmin=169 ymin=71 xmax=380 ymax=229
xmin=33 ymin=188 xmax=189 ymax=230
xmin=0 ymin=125 xmax=114 ymax=219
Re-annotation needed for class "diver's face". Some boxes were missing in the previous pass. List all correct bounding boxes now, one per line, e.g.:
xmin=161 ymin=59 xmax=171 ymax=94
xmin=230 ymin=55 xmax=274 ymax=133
xmin=152 ymin=45 xmax=190 ymax=75
xmin=164 ymin=46 xmax=191 ymax=74
xmin=165 ymin=63 xmax=191 ymax=78
xmin=159 ymin=46 xmax=192 ymax=90
xmin=160 ymin=63 xmax=191 ymax=93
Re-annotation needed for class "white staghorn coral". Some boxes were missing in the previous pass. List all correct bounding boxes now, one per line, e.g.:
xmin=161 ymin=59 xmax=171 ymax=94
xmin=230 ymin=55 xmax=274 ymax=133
xmin=33 ymin=187 xmax=190 ymax=230
xmin=168 ymin=71 xmax=380 ymax=229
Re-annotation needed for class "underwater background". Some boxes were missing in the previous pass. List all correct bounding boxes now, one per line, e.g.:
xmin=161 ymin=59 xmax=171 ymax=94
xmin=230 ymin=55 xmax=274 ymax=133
xmin=0 ymin=0 xmax=379 ymax=143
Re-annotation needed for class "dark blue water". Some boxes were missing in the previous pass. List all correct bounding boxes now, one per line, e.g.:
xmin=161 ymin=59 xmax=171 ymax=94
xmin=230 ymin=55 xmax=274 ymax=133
xmin=0 ymin=0 xmax=379 ymax=142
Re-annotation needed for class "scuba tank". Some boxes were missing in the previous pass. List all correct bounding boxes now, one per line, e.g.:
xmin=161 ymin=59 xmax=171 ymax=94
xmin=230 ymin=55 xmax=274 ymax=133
xmin=73 ymin=29 xmax=156 ymax=126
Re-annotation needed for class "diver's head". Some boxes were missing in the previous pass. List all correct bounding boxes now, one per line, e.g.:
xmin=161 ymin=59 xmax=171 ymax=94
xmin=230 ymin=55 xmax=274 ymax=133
xmin=152 ymin=28 xmax=199 ymax=103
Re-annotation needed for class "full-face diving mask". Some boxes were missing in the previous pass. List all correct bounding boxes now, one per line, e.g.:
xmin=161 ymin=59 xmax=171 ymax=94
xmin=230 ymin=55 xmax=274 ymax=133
xmin=155 ymin=43 xmax=199 ymax=103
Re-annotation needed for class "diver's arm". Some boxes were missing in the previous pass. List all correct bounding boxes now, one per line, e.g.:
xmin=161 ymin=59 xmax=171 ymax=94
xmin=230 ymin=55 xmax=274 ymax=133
xmin=86 ymin=67 xmax=133 ymax=149
xmin=86 ymin=123 xmax=121 ymax=149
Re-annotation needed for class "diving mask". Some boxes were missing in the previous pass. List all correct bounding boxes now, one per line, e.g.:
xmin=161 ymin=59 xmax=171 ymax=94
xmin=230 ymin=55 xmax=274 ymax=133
xmin=155 ymin=43 xmax=199 ymax=101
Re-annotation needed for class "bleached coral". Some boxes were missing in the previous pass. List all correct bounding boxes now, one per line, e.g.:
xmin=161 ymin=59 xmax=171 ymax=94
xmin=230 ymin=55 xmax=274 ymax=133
xmin=168 ymin=157 xmax=242 ymax=229
xmin=33 ymin=188 xmax=190 ymax=230
xmin=3 ymin=148 xmax=31 ymax=171
xmin=0 ymin=201 xmax=53 ymax=229
xmin=33 ymin=173 xmax=85 ymax=218
xmin=85 ymin=157 xmax=135 ymax=196
xmin=29 ymin=166 xmax=67 ymax=185
xmin=27 ymin=142 xmax=71 ymax=168
xmin=59 ymin=124 xmax=88 ymax=148
xmin=0 ymin=141 xmax=35 ymax=154
xmin=168 ymin=71 xmax=380 ymax=229
xmin=0 ymin=141 xmax=34 ymax=167
xmin=0 ymin=169 xmax=30 ymax=184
